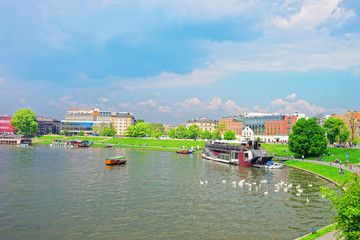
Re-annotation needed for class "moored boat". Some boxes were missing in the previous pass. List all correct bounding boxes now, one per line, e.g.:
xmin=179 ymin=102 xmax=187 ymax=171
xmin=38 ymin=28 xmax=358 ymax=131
xmin=176 ymin=149 xmax=189 ymax=154
xmin=265 ymin=161 xmax=284 ymax=169
xmin=202 ymin=140 xmax=272 ymax=167
xmin=105 ymin=156 xmax=127 ymax=165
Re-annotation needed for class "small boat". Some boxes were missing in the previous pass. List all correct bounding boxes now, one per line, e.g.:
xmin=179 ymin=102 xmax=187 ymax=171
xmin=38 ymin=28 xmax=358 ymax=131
xmin=176 ymin=149 xmax=189 ymax=154
xmin=265 ymin=161 xmax=284 ymax=169
xmin=106 ymin=144 xmax=113 ymax=148
xmin=105 ymin=156 xmax=127 ymax=165
xmin=20 ymin=144 xmax=29 ymax=147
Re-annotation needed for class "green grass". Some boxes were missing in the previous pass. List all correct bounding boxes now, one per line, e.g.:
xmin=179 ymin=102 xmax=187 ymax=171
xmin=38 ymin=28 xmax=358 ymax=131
xmin=285 ymin=161 xmax=354 ymax=184
xmin=34 ymin=135 xmax=205 ymax=152
xmin=262 ymin=143 xmax=360 ymax=164
xmin=299 ymin=224 xmax=335 ymax=240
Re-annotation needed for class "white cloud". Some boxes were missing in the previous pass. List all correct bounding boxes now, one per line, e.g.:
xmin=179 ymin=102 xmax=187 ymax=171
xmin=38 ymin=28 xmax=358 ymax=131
xmin=98 ymin=97 xmax=109 ymax=104
xmin=158 ymin=105 xmax=172 ymax=113
xmin=118 ymin=103 xmax=132 ymax=109
xmin=138 ymin=99 xmax=156 ymax=107
xmin=270 ymin=96 xmax=325 ymax=114
xmin=272 ymin=0 xmax=355 ymax=30
xmin=285 ymin=93 xmax=297 ymax=100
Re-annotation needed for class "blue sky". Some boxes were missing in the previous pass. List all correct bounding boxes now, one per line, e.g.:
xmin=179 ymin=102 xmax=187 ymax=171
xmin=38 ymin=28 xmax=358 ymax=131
xmin=0 ymin=0 xmax=359 ymax=124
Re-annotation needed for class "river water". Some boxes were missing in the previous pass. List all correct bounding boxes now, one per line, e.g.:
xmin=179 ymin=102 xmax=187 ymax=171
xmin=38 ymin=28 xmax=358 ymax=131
xmin=0 ymin=145 xmax=335 ymax=239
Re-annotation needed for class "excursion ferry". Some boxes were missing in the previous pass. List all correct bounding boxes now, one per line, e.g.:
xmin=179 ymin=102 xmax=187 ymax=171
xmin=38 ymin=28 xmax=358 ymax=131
xmin=202 ymin=140 xmax=272 ymax=167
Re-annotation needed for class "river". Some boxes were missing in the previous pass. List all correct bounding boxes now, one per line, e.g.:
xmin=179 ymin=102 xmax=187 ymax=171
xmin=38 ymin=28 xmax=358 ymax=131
xmin=0 ymin=145 xmax=335 ymax=239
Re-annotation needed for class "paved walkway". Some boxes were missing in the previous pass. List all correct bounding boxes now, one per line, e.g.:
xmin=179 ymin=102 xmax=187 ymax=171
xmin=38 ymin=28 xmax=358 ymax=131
xmin=295 ymin=159 xmax=360 ymax=174
xmin=315 ymin=230 xmax=338 ymax=240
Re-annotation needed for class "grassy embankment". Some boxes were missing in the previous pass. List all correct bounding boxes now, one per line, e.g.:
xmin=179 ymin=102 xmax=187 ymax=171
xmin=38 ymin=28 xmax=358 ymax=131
xmin=34 ymin=135 xmax=205 ymax=152
xmin=297 ymin=225 xmax=336 ymax=240
xmin=262 ymin=143 xmax=359 ymax=184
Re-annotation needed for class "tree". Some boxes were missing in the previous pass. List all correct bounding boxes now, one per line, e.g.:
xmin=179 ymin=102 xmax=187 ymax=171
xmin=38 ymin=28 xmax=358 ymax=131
xmin=92 ymin=122 xmax=109 ymax=136
xmin=186 ymin=125 xmax=202 ymax=140
xmin=211 ymin=122 xmax=227 ymax=140
xmin=124 ymin=125 xmax=134 ymax=137
xmin=10 ymin=109 xmax=39 ymax=135
xmin=323 ymin=117 xmax=349 ymax=144
xmin=212 ymin=130 xmax=222 ymax=140
xmin=201 ymin=130 xmax=212 ymax=139
xmin=103 ymin=123 xmax=117 ymax=136
xmin=176 ymin=126 xmax=187 ymax=139
xmin=224 ymin=130 xmax=236 ymax=140
xmin=78 ymin=130 xmax=84 ymax=136
xmin=289 ymin=117 xmax=327 ymax=157
xmin=168 ymin=128 xmax=176 ymax=138
xmin=344 ymin=113 xmax=358 ymax=142
xmin=321 ymin=181 xmax=360 ymax=240
xmin=132 ymin=122 xmax=150 ymax=137
xmin=136 ymin=119 xmax=144 ymax=123
xmin=339 ymin=124 xmax=350 ymax=143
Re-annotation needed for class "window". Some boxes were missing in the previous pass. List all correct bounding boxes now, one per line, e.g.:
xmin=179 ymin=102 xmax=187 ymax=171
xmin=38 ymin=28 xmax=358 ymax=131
xmin=287 ymin=118 xmax=291 ymax=122
xmin=287 ymin=123 xmax=291 ymax=127
xmin=287 ymin=128 xmax=291 ymax=133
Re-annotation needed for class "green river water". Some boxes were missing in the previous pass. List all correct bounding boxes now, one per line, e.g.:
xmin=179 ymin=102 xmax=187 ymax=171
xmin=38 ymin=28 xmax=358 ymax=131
xmin=0 ymin=145 xmax=335 ymax=239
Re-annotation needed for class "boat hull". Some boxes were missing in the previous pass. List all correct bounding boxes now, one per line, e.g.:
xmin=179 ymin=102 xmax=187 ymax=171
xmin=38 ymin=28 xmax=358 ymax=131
xmin=105 ymin=159 xmax=127 ymax=165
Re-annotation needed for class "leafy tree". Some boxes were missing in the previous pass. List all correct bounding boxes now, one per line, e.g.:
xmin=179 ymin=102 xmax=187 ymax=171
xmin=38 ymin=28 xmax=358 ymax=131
xmin=176 ymin=126 xmax=187 ymax=139
xmin=211 ymin=122 xmax=227 ymax=140
xmin=136 ymin=119 xmax=144 ymax=123
xmin=10 ymin=109 xmax=39 ymax=135
xmin=321 ymin=181 xmax=360 ymax=240
xmin=78 ymin=130 xmax=85 ymax=136
xmin=224 ymin=130 xmax=236 ymax=140
xmin=212 ymin=130 xmax=222 ymax=140
xmin=59 ymin=131 xmax=65 ymax=135
xmin=132 ymin=122 xmax=150 ymax=137
xmin=201 ymin=130 xmax=212 ymax=139
xmin=289 ymin=117 xmax=327 ymax=157
xmin=256 ymin=137 xmax=261 ymax=142
xmin=152 ymin=130 xmax=163 ymax=138
xmin=339 ymin=124 xmax=350 ymax=143
xmin=186 ymin=125 xmax=202 ymax=140
xmin=168 ymin=128 xmax=176 ymax=138
xmin=92 ymin=122 xmax=109 ymax=136
xmin=124 ymin=125 xmax=134 ymax=137
xmin=103 ymin=123 xmax=117 ymax=136
xmin=344 ymin=113 xmax=358 ymax=142
xmin=323 ymin=117 xmax=349 ymax=144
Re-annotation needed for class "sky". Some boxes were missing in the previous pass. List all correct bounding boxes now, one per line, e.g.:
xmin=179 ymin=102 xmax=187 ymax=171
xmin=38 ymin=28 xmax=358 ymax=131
xmin=0 ymin=0 xmax=359 ymax=124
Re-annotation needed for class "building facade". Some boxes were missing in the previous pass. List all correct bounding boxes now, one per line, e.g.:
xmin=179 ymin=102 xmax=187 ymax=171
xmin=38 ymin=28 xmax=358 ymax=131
xmin=218 ymin=118 xmax=243 ymax=135
xmin=62 ymin=108 xmax=135 ymax=136
xmin=36 ymin=116 xmax=61 ymax=135
xmin=220 ymin=113 xmax=301 ymax=141
xmin=0 ymin=134 xmax=31 ymax=145
xmin=185 ymin=117 xmax=218 ymax=132
xmin=0 ymin=115 xmax=15 ymax=133
xmin=110 ymin=112 xmax=136 ymax=136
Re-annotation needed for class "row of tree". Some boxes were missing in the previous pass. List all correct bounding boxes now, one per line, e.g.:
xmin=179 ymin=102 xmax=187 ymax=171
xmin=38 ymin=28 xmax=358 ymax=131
xmin=289 ymin=116 xmax=353 ymax=157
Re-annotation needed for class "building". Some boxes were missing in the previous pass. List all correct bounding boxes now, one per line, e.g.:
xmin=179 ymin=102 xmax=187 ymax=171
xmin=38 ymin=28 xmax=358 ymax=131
xmin=62 ymin=108 xmax=135 ymax=136
xmin=220 ymin=113 xmax=301 ymax=142
xmin=185 ymin=117 xmax=218 ymax=132
xmin=0 ymin=134 xmax=31 ymax=145
xmin=218 ymin=118 xmax=243 ymax=136
xmin=36 ymin=116 xmax=61 ymax=135
xmin=0 ymin=115 xmax=15 ymax=133
xmin=110 ymin=112 xmax=136 ymax=136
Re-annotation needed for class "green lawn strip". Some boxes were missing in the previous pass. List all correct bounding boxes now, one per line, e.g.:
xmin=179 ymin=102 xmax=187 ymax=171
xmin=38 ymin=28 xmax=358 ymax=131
xmin=262 ymin=144 xmax=360 ymax=164
xmin=104 ymin=137 xmax=204 ymax=149
xmin=285 ymin=161 xmax=354 ymax=184
xmin=299 ymin=224 xmax=335 ymax=240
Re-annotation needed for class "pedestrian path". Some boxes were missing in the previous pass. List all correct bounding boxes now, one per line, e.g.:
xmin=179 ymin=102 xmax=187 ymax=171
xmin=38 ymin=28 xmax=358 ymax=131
xmin=315 ymin=230 xmax=339 ymax=240
xmin=296 ymin=159 xmax=360 ymax=174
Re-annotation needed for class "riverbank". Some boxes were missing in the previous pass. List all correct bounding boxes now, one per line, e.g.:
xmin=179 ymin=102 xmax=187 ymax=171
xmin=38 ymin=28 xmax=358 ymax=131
xmin=33 ymin=135 xmax=205 ymax=153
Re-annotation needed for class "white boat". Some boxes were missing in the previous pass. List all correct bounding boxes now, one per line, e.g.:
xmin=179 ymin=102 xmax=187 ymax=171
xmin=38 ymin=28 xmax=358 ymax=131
xmin=265 ymin=161 xmax=284 ymax=169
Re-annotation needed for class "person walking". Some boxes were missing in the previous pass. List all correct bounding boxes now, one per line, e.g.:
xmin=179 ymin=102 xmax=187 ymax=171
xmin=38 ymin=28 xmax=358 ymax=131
xmin=355 ymin=173 xmax=358 ymax=181
xmin=302 ymin=155 xmax=304 ymax=161
xmin=350 ymin=162 xmax=353 ymax=170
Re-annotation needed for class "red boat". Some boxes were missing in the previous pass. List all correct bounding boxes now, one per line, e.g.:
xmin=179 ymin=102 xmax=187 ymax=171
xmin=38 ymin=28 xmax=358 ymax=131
xmin=176 ymin=149 xmax=189 ymax=154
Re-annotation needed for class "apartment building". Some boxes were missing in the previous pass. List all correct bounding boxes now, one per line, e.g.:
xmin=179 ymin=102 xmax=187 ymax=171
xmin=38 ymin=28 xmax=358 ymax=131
xmin=185 ymin=117 xmax=218 ymax=132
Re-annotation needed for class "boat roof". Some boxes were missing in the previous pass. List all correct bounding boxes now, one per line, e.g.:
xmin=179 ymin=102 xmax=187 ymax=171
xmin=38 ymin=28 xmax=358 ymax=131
xmin=211 ymin=140 xmax=248 ymax=144
xmin=107 ymin=156 xmax=125 ymax=160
